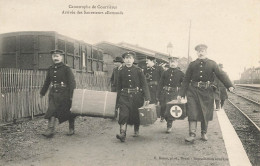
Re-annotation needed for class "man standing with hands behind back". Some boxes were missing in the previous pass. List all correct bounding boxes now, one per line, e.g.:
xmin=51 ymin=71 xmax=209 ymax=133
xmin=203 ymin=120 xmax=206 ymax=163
xmin=178 ymin=44 xmax=234 ymax=143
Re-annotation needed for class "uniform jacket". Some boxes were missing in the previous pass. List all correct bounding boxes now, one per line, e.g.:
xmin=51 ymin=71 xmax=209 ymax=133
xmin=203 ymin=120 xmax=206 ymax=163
xmin=40 ymin=62 xmax=76 ymax=123
xmin=213 ymin=71 xmax=229 ymax=100
xmin=179 ymin=58 xmax=233 ymax=121
xmin=179 ymin=58 xmax=233 ymax=97
xmin=117 ymin=65 xmax=150 ymax=101
xmin=117 ymin=65 xmax=150 ymax=125
xmin=143 ymin=65 xmax=164 ymax=84
xmin=110 ymin=65 xmax=122 ymax=92
xmin=157 ymin=67 xmax=184 ymax=119
xmin=143 ymin=65 xmax=164 ymax=103
xmin=157 ymin=67 xmax=184 ymax=98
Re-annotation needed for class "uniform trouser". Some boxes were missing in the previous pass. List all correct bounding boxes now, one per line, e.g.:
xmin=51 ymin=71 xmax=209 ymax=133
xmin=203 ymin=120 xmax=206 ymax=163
xmin=160 ymin=103 xmax=167 ymax=118
xmin=189 ymin=120 xmax=208 ymax=136
xmin=159 ymin=90 xmax=178 ymax=119
xmin=220 ymin=100 xmax=225 ymax=108
xmin=215 ymin=99 xmax=225 ymax=109
xmin=148 ymin=85 xmax=158 ymax=104
xmin=118 ymin=92 xmax=143 ymax=126
xmin=215 ymin=99 xmax=220 ymax=109
xmin=167 ymin=120 xmax=174 ymax=128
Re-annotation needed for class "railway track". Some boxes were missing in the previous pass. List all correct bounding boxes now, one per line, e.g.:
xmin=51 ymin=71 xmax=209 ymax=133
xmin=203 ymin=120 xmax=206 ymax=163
xmin=228 ymin=91 xmax=260 ymax=132
xmin=235 ymin=85 xmax=260 ymax=94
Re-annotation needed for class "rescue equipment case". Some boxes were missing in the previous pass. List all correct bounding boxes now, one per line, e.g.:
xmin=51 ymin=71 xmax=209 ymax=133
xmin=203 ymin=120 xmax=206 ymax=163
xmin=166 ymin=100 xmax=187 ymax=120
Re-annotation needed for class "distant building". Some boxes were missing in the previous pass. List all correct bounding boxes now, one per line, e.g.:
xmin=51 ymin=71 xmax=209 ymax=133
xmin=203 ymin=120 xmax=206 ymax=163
xmin=237 ymin=66 xmax=260 ymax=84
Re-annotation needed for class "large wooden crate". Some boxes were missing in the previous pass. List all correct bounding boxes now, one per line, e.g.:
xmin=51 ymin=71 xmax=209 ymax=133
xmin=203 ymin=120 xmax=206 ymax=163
xmin=71 ymin=89 xmax=117 ymax=119
xmin=138 ymin=104 xmax=157 ymax=125
xmin=166 ymin=100 xmax=187 ymax=120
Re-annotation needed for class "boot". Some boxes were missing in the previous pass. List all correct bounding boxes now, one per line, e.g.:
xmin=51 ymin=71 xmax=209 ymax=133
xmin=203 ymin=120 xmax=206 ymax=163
xmin=185 ymin=121 xmax=197 ymax=143
xmin=201 ymin=120 xmax=208 ymax=141
xmin=160 ymin=117 xmax=165 ymax=122
xmin=116 ymin=124 xmax=127 ymax=142
xmin=215 ymin=100 xmax=220 ymax=111
xmin=42 ymin=117 xmax=55 ymax=138
xmin=133 ymin=124 xmax=139 ymax=137
xmin=201 ymin=133 xmax=208 ymax=141
xmin=67 ymin=118 xmax=75 ymax=136
xmin=166 ymin=121 xmax=172 ymax=133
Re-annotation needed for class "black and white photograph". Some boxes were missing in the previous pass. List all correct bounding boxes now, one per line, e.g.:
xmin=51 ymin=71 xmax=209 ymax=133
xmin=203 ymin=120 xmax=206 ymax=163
xmin=0 ymin=0 xmax=260 ymax=165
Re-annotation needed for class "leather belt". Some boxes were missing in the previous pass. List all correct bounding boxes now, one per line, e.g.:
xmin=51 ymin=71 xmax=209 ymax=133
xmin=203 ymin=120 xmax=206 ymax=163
xmin=121 ymin=87 xmax=141 ymax=94
xmin=163 ymin=86 xmax=177 ymax=91
xmin=51 ymin=82 xmax=67 ymax=88
xmin=190 ymin=81 xmax=212 ymax=89
xmin=148 ymin=81 xmax=158 ymax=86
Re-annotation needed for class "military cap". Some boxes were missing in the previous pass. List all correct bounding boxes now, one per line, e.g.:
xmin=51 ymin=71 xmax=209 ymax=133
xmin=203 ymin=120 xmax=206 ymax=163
xmin=122 ymin=51 xmax=136 ymax=58
xmin=113 ymin=56 xmax=124 ymax=63
xmin=195 ymin=44 xmax=208 ymax=51
xmin=146 ymin=56 xmax=156 ymax=61
xmin=219 ymin=63 xmax=223 ymax=69
xmin=168 ymin=56 xmax=179 ymax=61
xmin=50 ymin=49 xmax=65 ymax=55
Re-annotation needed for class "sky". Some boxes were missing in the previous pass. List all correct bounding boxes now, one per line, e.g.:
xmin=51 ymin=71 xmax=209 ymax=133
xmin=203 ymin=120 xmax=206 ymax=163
xmin=0 ymin=0 xmax=260 ymax=81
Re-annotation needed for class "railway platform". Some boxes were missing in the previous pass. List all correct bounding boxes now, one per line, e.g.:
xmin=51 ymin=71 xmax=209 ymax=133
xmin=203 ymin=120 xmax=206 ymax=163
xmin=15 ymin=109 xmax=253 ymax=166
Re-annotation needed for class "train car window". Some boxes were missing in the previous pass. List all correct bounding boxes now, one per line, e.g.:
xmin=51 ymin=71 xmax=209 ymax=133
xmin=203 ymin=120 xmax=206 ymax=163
xmin=57 ymin=39 xmax=65 ymax=51
xmin=66 ymin=42 xmax=74 ymax=54
xmin=38 ymin=53 xmax=53 ymax=69
xmin=19 ymin=53 xmax=34 ymax=69
xmin=75 ymin=57 xmax=80 ymax=70
xmin=20 ymin=35 xmax=34 ymax=52
xmin=98 ymin=50 xmax=103 ymax=60
xmin=87 ymin=59 xmax=92 ymax=72
xmin=92 ymin=60 xmax=98 ymax=71
xmin=1 ymin=53 xmax=16 ymax=68
xmin=67 ymin=54 xmax=74 ymax=68
xmin=82 ymin=52 xmax=86 ymax=68
xmin=2 ymin=36 xmax=16 ymax=53
xmin=86 ymin=45 xmax=92 ymax=59
xmin=39 ymin=36 xmax=55 ymax=52
xmin=93 ymin=49 xmax=98 ymax=59
xmin=98 ymin=61 xmax=103 ymax=71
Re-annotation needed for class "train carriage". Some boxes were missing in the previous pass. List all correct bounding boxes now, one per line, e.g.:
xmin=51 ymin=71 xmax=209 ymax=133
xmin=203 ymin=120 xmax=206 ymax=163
xmin=0 ymin=31 xmax=105 ymax=73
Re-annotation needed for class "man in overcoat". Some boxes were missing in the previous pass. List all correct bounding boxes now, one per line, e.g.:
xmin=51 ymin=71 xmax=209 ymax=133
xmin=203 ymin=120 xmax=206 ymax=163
xmin=157 ymin=57 xmax=184 ymax=132
xmin=178 ymin=44 xmax=234 ymax=143
xmin=116 ymin=51 xmax=150 ymax=142
xmin=214 ymin=64 xmax=229 ymax=110
xmin=143 ymin=57 xmax=164 ymax=104
xmin=110 ymin=56 xmax=124 ymax=92
xmin=40 ymin=49 xmax=76 ymax=138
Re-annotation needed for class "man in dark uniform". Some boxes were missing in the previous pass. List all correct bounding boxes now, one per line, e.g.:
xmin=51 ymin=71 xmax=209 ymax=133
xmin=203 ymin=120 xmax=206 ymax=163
xmin=116 ymin=51 xmax=150 ymax=142
xmin=178 ymin=44 xmax=234 ymax=143
xmin=110 ymin=56 xmax=124 ymax=92
xmin=214 ymin=64 xmax=230 ymax=110
xmin=143 ymin=57 xmax=164 ymax=104
xmin=212 ymin=73 xmax=221 ymax=111
xmin=40 ymin=49 xmax=76 ymax=138
xmin=157 ymin=57 xmax=184 ymax=132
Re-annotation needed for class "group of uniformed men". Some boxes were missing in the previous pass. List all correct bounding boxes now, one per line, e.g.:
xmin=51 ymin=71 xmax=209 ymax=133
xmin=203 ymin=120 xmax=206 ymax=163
xmin=112 ymin=44 xmax=234 ymax=143
xmin=40 ymin=44 xmax=234 ymax=144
